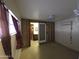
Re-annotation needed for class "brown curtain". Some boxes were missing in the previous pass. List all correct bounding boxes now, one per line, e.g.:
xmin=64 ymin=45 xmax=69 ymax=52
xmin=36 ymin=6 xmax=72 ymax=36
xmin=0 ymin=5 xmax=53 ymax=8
xmin=0 ymin=2 xmax=13 ymax=59
xmin=12 ymin=16 xmax=23 ymax=49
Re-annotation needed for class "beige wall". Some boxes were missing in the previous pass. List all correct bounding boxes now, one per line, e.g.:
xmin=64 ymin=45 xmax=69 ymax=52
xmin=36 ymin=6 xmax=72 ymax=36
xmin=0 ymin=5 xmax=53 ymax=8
xmin=5 ymin=0 xmax=21 ymax=19
xmin=55 ymin=17 xmax=79 ymax=52
xmin=11 ymin=35 xmax=16 ymax=58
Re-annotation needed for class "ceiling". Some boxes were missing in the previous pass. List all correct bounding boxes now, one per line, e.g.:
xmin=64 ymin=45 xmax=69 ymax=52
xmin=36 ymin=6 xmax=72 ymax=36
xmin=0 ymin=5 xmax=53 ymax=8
xmin=16 ymin=0 xmax=77 ymax=20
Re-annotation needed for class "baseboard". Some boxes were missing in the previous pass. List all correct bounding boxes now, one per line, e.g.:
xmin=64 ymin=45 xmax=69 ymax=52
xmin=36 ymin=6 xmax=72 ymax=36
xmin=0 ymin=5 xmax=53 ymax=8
xmin=55 ymin=41 xmax=79 ymax=54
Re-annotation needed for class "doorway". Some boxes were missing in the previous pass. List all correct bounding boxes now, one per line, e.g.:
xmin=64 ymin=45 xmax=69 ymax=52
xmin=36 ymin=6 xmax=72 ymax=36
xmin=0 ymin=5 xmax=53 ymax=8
xmin=30 ymin=22 xmax=46 ymax=46
xmin=30 ymin=22 xmax=39 ymax=47
xmin=21 ymin=19 xmax=55 ymax=48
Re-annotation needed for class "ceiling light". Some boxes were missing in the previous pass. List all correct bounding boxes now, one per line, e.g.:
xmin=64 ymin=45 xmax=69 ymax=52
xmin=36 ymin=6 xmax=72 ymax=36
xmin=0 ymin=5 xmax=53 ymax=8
xmin=73 ymin=9 xmax=79 ymax=16
xmin=48 ymin=15 xmax=55 ymax=20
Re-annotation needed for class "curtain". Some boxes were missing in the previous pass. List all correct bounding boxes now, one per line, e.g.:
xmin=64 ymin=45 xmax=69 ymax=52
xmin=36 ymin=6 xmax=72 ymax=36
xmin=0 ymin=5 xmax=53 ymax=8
xmin=12 ymin=16 xmax=23 ymax=49
xmin=0 ymin=2 xmax=13 ymax=59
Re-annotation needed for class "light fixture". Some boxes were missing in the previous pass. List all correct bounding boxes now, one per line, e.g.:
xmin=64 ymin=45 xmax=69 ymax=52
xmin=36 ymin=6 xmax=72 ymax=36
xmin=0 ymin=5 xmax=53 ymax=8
xmin=48 ymin=15 xmax=55 ymax=20
xmin=73 ymin=9 xmax=79 ymax=16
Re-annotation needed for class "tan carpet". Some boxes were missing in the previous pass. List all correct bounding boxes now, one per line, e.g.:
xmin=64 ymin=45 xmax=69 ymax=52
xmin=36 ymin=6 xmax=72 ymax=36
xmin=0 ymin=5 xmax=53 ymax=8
xmin=20 ymin=41 xmax=79 ymax=59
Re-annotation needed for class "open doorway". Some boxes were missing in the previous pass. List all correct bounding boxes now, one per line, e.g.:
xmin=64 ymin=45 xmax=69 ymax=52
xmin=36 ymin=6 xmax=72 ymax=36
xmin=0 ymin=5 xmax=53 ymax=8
xmin=21 ymin=19 xmax=55 ymax=48
xmin=30 ymin=22 xmax=47 ymax=47
xmin=30 ymin=22 xmax=39 ymax=47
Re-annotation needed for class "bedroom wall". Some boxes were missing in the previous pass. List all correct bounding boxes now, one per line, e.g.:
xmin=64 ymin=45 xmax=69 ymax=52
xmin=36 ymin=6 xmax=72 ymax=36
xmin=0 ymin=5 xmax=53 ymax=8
xmin=5 ymin=0 xmax=21 ymax=19
xmin=55 ymin=17 xmax=79 ymax=52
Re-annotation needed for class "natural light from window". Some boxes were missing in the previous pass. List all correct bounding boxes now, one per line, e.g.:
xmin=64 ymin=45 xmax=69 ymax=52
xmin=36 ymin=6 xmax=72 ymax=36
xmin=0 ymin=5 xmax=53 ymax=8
xmin=9 ymin=10 xmax=16 ymax=35
xmin=0 ymin=7 xmax=17 ymax=41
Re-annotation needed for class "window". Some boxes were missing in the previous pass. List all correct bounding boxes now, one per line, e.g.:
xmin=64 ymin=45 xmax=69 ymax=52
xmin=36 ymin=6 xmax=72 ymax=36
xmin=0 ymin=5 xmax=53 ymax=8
xmin=8 ymin=10 xmax=16 ymax=35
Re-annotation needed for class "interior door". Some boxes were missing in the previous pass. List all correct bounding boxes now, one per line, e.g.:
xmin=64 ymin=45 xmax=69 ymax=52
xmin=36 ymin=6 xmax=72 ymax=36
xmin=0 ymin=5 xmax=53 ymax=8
xmin=39 ymin=23 xmax=46 ymax=43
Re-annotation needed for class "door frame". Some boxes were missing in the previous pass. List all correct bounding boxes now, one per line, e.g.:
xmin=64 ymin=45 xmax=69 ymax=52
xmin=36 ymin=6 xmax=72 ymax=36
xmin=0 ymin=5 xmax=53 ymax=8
xmin=21 ymin=19 xmax=55 ymax=47
xmin=38 ymin=23 xmax=47 ymax=43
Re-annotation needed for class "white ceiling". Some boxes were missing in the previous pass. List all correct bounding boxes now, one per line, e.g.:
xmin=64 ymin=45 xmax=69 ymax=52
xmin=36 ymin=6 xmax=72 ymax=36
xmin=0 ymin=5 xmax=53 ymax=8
xmin=16 ymin=0 xmax=77 ymax=20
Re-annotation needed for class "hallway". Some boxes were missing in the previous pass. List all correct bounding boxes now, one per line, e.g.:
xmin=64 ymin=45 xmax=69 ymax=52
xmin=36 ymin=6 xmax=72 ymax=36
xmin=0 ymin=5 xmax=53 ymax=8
xmin=20 ymin=41 xmax=79 ymax=59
